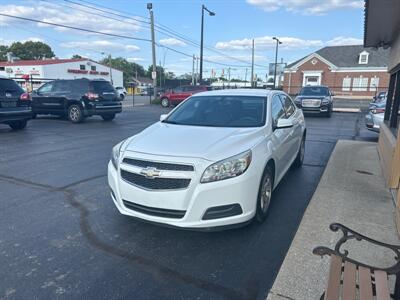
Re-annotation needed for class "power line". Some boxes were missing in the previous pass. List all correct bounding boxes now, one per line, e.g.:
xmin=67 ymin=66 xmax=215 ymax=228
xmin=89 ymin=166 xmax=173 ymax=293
xmin=62 ymin=0 xmax=268 ymax=68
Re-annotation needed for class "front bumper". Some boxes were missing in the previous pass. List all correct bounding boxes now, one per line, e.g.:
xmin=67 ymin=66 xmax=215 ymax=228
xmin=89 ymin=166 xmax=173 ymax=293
xmin=0 ymin=107 xmax=32 ymax=123
xmin=365 ymin=113 xmax=382 ymax=132
xmin=107 ymin=154 xmax=260 ymax=229
xmin=295 ymin=103 xmax=331 ymax=114
xmin=85 ymin=102 xmax=122 ymax=116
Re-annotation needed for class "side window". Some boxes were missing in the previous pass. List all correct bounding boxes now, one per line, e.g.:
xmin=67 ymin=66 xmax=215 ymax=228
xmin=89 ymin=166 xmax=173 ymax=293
xmin=38 ymin=82 xmax=54 ymax=94
xmin=280 ymin=94 xmax=296 ymax=118
xmin=52 ymin=81 xmax=71 ymax=93
xmin=271 ymin=95 xmax=286 ymax=127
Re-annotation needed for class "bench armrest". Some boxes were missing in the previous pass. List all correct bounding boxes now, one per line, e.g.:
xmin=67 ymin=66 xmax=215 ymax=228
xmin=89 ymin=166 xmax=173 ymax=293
xmin=313 ymin=223 xmax=400 ymax=274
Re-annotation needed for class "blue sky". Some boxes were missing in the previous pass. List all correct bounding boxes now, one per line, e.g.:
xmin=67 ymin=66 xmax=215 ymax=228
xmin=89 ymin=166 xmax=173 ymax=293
xmin=0 ymin=0 xmax=365 ymax=79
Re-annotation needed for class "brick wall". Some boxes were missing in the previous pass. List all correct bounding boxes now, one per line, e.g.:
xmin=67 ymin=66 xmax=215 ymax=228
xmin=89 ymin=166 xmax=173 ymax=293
xmin=283 ymin=56 xmax=390 ymax=97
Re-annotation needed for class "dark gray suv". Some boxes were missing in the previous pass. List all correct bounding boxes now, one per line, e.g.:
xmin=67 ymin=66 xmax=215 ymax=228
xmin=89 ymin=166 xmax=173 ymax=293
xmin=294 ymin=85 xmax=334 ymax=117
xmin=0 ymin=77 xmax=32 ymax=130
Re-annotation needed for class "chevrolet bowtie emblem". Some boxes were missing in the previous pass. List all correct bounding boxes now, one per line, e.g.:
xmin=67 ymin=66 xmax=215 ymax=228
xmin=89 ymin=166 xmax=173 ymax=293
xmin=140 ymin=167 xmax=161 ymax=179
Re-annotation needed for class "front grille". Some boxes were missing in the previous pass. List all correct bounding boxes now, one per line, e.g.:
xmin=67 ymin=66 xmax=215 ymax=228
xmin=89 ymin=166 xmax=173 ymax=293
xmin=121 ymin=170 xmax=191 ymax=190
xmin=123 ymin=158 xmax=194 ymax=171
xmin=122 ymin=200 xmax=186 ymax=219
xmin=302 ymin=99 xmax=321 ymax=108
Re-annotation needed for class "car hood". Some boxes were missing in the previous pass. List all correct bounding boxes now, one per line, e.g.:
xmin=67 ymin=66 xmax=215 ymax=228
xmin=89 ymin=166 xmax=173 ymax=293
xmin=124 ymin=122 xmax=264 ymax=161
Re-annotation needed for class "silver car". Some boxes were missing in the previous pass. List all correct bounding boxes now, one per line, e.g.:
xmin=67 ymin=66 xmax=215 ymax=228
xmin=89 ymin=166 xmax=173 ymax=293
xmin=365 ymin=102 xmax=385 ymax=132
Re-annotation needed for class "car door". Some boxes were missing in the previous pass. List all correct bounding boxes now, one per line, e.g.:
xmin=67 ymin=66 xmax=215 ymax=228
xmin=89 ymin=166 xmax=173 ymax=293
xmin=178 ymin=86 xmax=192 ymax=101
xmin=51 ymin=81 xmax=72 ymax=114
xmin=32 ymin=82 xmax=55 ymax=113
xmin=279 ymin=94 xmax=302 ymax=161
xmin=270 ymin=94 xmax=293 ymax=180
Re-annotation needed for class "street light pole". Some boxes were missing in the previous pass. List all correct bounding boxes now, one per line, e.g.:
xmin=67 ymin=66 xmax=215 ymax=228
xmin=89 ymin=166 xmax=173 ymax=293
xmin=147 ymin=3 xmax=157 ymax=101
xmin=199 ymin=4 xmax=215 ymax=84
xmin=273 ymin=37 xmax=282 ymax=89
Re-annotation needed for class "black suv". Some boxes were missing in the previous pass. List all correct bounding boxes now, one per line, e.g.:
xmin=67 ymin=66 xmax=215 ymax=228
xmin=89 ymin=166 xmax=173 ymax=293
xmin=0 ymin=77 xmax=32 ymax=130
xmin=294 ymin=85 xmax=334 ymax=117
xmin=31 ymin=79 xmax=122 ymax=123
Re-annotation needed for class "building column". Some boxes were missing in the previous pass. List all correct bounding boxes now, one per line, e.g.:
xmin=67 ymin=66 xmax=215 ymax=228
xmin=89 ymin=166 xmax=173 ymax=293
xmin=385 ymin=73 xmax=397 ymax=121
xmin=389 ymin=71 xmax=400 ymax=128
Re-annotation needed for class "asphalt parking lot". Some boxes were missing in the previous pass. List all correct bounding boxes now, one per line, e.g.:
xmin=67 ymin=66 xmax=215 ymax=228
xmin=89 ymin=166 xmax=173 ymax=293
xmin=0 ymin=105 xmax=378 ymax=300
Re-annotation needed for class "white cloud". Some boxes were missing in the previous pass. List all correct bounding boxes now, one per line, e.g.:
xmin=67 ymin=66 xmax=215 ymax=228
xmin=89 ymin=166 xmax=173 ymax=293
xmin=0 ymin=3 xmax=142 ymax=35
xmin=0 ymin=37 xmax=44 ymax=46
xmin=159 ymin=38 xmax=187 ymax=47
xmin=326 ymin=36 xmax=363 ymax=46
xmin=127 ymin=57 xmax=145 ymax=62
xmin=215 ymin=36 xmax=323 ymax=51
xmin=247 ymin=0 xmax=363 ymax=15
xmin=60 ymin=40 xmax=140 ymax=52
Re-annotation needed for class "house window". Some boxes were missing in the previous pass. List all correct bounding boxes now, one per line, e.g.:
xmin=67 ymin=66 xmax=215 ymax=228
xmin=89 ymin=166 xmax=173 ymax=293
xmin=91 ymin=66 xmax=96 ymax=71
xmin=80 ymin=64 xmax=86 ymax=70
xmin=342 ymin=77 xmax=351 ymax=91
xmin=370 ymin=76 xmax=379 ymax=91
xmin=358 ymin=51 xmax=369 ymax=64
xmin=353 ymin=76 xmax=368 ymax=91
xmin=0 ymin=66 xmax=4 ymax=71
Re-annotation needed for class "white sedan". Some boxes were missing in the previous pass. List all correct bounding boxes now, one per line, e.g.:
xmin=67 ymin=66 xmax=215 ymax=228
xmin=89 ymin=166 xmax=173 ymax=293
xmin=108 ymin=89 xmax=306 ymax=229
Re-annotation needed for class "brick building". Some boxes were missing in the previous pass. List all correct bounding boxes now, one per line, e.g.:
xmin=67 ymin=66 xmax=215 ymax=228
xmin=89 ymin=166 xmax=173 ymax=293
xmin=283 ymin=45 xmax=390 ymax=97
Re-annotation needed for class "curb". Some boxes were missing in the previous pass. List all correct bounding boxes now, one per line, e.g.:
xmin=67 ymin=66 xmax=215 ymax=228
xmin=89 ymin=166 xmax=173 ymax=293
xmin=333 ymin=107 xmax=361 ymax=113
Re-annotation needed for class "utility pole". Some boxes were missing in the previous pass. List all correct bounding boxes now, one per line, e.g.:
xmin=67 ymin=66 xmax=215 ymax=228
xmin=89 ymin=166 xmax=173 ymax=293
xmin=108 ymin=54 xmax=113 ymax=85
xmin=273 ymin=37 xmax=282 ymax=89
xmin=228 ymin=67 xmax=231 ymax=83
xmin=195 ymin=56 xmax=199 ymax=85
xmin=245 ymin=68 xmax=248 ymax=85
xmin=147 ymin=3 xmax=157 ymax=100
xmin=192 ymin=55 xmax=195 ymax=85
xmin=251 ymin=39 xmax=255 ymax=88
xmin=199 ymin=4 xmax=215 ymax=84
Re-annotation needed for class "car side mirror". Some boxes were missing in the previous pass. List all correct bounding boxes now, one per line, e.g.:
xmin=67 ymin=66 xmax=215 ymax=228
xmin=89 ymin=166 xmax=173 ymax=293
xmin=160 ymin=114 xmax=168 ymax=122
xmin=276 ymin=119 xmax=294 ymax=129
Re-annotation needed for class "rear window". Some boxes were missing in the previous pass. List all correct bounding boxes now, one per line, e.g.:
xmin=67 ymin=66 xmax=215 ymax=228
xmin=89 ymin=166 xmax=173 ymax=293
xmin=90 ymin=81 xmax=115 ymax=93
xmin=0 ymin=79 xmax=24 ymax=93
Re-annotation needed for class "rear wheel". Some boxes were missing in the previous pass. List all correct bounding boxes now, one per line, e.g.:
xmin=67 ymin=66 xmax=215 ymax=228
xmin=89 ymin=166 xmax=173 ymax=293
xmin=9 ymin=120 xmax=27 ymax=130
xmin=68 ymin=104 xmax=84 ymax=123
xmin=101 ymin=114 xmax=116 ymax=121
xmin=255 ymin=166 xmax=274 ymax=223
xmin=161 ymin=98 xmax=170 ymax=108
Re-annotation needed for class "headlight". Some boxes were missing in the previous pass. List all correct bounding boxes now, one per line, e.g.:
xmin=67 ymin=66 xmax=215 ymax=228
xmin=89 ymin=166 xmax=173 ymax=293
xmin=294 ymin=97 xmax=301 ymax=103
xmin=111 ymin=141 xmax=125 ymax=169
xmin=200 ymin=150 xmax=252 ymax=183
xmin=322 ymin=97 xmax=330 ymax=104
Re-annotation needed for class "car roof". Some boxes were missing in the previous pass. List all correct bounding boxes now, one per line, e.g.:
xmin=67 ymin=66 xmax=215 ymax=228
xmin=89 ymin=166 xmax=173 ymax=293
xmin=193 ymin=88 xmax=275 ymax=97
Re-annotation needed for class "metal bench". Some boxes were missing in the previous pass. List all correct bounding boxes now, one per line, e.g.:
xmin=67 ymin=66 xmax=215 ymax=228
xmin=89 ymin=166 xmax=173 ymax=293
xmin=313 ymin=223 xmax=400 ymax=300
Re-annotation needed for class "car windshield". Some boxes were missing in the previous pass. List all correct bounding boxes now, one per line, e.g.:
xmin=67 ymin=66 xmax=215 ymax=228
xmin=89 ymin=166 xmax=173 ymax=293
xmin=299 ymin=86 xmax=330 ymax=96
xmin=163 ymin=95 xmax=266 ymax=127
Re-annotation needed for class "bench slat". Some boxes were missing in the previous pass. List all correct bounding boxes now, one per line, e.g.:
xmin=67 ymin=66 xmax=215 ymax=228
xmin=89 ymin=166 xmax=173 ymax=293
xmin=374 ymin=270 xmax=390 ymax=300
xmin=325 ymin=255 xmax=342 ymax=300
xmin=359 ymin=266 xmax=373 ymax=300
xmin=343 ymin=261 xmax=356 ymax=300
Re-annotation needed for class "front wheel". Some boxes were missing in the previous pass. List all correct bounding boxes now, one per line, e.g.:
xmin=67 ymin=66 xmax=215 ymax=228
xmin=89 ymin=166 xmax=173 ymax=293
xmin=101 ymin=114 xmax=116 ymax=121
xmin=68 ymin=104 xmax=84 ymax=123
xmin=293 ymin=135 xmax=305 ymax=168
xmin=255 ymin=166 xmax=274 ymax=223
xmin=161 ymin=98 xmax=170 ymax=108
xmin=9 ymin=120 xmax=27 ymax=130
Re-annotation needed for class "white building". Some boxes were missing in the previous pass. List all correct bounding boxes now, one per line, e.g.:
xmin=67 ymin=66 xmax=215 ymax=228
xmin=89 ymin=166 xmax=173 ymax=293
xmin=0 ymin=58 xmax=123 ymax=90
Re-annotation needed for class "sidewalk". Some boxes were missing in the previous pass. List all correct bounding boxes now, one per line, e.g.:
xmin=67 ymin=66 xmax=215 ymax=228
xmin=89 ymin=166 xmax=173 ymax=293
xmin=267 ymin=140 xmax=399 ymax=300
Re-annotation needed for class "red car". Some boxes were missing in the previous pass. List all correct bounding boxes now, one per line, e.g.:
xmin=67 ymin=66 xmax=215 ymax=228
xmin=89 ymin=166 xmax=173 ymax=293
xmin=160 ymin=85 xmax=210 ymax=107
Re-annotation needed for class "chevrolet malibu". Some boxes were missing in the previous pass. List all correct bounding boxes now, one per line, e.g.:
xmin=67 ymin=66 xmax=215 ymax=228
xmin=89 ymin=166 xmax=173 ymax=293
xmin=108 ymin=89 xmax=306 ymax=229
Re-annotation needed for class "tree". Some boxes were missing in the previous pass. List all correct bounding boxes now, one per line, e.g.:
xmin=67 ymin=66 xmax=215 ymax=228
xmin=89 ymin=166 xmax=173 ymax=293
xmin=146 ymin=65 xmax=175 ymax=86
xmin=0 ymin=45 xmax=8 ymax=61
xmin=8 ymin=41 xmax=55 ymax=60
xmin=100 ymin=56 xmax=145 ymax=87
xmin=71 ymin=54 xmax=82 ymax=59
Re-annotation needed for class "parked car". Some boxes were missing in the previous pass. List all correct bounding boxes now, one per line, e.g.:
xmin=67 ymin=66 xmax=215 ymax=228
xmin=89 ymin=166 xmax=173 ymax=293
xmin=294 ymin=85 xmax=334 ymax=117
xmin=365 ymin=101 xmax=385 ymax=132
xmin=108 ymin=89 xmax=306 ymax=229
xmin=372 ymin=91 xmax=387 ymax=103
xmin=160 ymin=85 xmax=211 ymax=108
xmin=0 ymin=77 xmax=32 ymax=130
xmin=115 ymin=86 xmax=127 ymax=100
xmin=31 ymin=79 xmax=122 ymax=123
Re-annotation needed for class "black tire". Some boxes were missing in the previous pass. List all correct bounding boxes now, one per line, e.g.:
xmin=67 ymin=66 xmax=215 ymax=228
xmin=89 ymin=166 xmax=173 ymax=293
xmin=68 ymin=104 xmax=84 ymax=123
xmin=293 ymin=135 xmax=306 ymax=168
xmin=326 ymin=105 xmax=333 ymax=118
xmin=120 ymin=94 xmax=125 ymax=101
xmin=9 ymin=120 xmax=27 ymax=130
xmin=161 ymin=98 xmax=170 ymax=108
xmin=255 ymin=166 xmax=274 ymax=223
xmin=101 ymin=114 xmax=116 ymax=121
